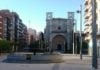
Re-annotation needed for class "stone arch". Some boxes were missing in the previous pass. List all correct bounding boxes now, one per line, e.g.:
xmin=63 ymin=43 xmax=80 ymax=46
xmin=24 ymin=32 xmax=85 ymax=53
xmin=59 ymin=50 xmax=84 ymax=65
xmin=52 ymin=35 xmax=66 ymax=52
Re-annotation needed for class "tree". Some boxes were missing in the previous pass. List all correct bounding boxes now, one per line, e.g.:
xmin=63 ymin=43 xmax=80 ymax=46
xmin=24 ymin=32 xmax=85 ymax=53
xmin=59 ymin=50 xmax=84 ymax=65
xmin=39 ymin=32 xmax=45 ymax=51
xmin=82 ymin=41 xmax=88 ymax=54
xmin=9 ymin=41 xmax=15 ymax=52
xmin=0 ymin=40 xmax=12 ymax=53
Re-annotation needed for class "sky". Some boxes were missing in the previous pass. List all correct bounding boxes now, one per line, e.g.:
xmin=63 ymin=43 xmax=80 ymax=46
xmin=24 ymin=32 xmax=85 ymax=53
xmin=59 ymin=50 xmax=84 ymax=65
xmin=0 ymin=0 xmax=84 ymax=32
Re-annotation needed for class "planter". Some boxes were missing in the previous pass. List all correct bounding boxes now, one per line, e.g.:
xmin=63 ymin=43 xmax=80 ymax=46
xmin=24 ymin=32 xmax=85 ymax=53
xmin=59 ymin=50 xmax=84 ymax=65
xmin=7 ymin=52 xmax=63 ymax=62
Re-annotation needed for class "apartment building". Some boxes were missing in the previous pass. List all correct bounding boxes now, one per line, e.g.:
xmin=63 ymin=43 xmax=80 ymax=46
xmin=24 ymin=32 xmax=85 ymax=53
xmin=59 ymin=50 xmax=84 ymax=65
xmin=0 ymin=10 xmax=12 ymax=41
xmin=18 ymin=19 xmax=28 ymax=48
xmin=84 ymin=0 xmax=100 ymax=56
xmin=0 ymin=9 xmax=28 ymax=50
xmin=27 ymin=28 xmax=37 ymax=45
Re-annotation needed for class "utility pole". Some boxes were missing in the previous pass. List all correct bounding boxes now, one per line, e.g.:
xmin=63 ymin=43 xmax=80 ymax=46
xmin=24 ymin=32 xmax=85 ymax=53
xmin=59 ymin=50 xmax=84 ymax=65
xmin=73 ymin=21 xmax=75 ymax=55
xmin=74 ymin=20 xmax=77 ymax=54
xmin=77 ymin=5 xmax=82 ymax=60
xmin=80 ymin=5 xmax=82 ymax=60
xmin=92 ymin=0 xmax=98 ymax=69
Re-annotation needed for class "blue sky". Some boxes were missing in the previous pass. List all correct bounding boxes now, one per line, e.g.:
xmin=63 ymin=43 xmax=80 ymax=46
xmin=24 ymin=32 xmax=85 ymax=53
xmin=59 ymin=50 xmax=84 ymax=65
xmin=0 ymin=0 xmax=84 ymax=32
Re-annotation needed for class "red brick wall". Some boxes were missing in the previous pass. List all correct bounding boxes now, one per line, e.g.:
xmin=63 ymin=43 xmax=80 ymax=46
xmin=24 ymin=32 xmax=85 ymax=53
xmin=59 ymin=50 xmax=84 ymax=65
xmin=0 ymin=16 xmax=3 ymax=38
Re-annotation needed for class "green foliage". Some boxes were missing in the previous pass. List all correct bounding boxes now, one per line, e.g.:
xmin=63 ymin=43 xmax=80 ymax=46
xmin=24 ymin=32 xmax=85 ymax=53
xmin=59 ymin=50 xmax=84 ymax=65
xmin=0 ymin=40 xmax=12 ymax=53
xmin=9 ymin=41 xmax=14 ymax=45
xmin=29 ymin=40 xmax=39 ymax=50
xmin=82 ymin=41 xmax=88 ymax=54
xmin=34 ymin=40 xmax=39 ymax=48
xmin=76 ymin=36 xmax=88 ymax=54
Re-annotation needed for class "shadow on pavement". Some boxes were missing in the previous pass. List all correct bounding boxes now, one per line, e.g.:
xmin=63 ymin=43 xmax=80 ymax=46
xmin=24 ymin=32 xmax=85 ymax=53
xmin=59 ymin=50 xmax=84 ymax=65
xmin=2 ymin=54 xmax=63 ymax=64
xmin=2 ymin=59 xmax=63 ymax=64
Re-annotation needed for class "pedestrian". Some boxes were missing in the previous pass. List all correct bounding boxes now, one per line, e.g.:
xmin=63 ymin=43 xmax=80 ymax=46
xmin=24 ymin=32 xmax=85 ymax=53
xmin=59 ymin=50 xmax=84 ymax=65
xmin=33 ymin=48 xmax=36 ymax=55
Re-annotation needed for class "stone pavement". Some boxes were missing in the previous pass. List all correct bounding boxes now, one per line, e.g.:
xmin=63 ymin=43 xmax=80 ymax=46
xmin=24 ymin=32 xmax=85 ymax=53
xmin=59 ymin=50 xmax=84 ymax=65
xmin=62 ymin=54 xmax=100 ymax=65
xmin=0 ymin=54 xmax=100 ymax=70
xmin=0 ymin=62 xmax=99 ymax=70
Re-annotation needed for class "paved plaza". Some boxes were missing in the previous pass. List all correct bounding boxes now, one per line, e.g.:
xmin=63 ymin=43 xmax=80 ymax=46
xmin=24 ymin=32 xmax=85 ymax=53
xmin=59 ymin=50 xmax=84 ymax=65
xmin=0 ymin=54 xmax=100 ymax=70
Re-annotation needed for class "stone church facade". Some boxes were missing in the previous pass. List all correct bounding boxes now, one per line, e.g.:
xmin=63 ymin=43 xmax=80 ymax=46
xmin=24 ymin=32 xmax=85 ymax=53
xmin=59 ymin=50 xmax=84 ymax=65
xmin=44 ymin=12 xmax=74 ymax=53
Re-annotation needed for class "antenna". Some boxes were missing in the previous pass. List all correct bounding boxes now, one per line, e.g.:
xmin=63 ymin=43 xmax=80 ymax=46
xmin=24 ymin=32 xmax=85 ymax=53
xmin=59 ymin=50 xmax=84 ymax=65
xmin=28 ymin=20 xmax=30 ymax=28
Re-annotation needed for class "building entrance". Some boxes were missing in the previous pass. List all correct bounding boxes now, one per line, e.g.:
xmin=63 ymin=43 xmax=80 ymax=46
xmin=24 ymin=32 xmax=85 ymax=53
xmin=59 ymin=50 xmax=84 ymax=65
xmin=52 ymin=35 xmax=66 ymax=52
xmin=57 ymin=44 xmax=62 ymax=52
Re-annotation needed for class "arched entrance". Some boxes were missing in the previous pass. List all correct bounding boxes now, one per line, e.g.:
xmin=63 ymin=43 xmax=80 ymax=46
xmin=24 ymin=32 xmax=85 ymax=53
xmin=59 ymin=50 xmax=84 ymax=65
xmin=52 ymin=35 xmax=66 ymax=52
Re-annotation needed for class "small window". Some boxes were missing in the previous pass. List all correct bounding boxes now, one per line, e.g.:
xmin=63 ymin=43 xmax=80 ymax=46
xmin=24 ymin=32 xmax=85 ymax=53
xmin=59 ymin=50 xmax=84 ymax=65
xmin=0 ymin=21 xmax=2 ymax=23
xmin=58 ymin=26 xmax=61 ymax=30
xmin=0 ymin=27 xmax=2 ymax=29
xmin=0 ymin=16 xmax=2 ymax=18
xmin=0 ymin=32 xmax=2 ymax=34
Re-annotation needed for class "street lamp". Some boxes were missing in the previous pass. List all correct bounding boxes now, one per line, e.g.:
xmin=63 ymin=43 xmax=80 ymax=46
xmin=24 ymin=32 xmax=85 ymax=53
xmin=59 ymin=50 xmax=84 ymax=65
xmin=77 ymin=5 xmax=82 ymax=60
xmin=73 ymin=20 xmax=75 ymax=55
xmin=74 ymin=20 xmax=77 ymax=54
xmin=72 ymin=19 xmax=77 ymax=55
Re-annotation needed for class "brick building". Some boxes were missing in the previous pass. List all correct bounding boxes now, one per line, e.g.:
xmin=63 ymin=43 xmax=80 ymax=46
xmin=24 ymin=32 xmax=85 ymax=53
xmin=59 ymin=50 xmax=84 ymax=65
xmin=0 ymin=9 xmax=28 ymax=51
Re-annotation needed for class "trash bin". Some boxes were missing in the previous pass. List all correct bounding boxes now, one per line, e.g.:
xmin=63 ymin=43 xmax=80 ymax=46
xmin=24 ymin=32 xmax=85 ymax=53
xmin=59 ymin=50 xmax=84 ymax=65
xmin=26 ymin=54 xmax=31 ymax=60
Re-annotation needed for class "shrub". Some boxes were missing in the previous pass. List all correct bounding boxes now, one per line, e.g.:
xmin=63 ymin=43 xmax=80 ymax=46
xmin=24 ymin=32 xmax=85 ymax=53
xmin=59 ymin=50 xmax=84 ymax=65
xmin=0 ymin=40 xmax=12 ymax=53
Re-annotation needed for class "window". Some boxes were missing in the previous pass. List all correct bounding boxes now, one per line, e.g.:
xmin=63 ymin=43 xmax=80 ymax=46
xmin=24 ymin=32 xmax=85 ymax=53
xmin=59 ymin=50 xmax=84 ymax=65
xmin=58 ymin=26 xmax=61 ymax=30
xmin=0 ymin=32 xmax=2 ymax=34
xmin=0 ymin=27 xmax=2 ymax=29
xmin=0 ymin=21 xmax=2 ymax=23
xmin=97 ymin=40 xmax=100 ymax=47
xmin=0 ymin=16 xmax=2 ymax=18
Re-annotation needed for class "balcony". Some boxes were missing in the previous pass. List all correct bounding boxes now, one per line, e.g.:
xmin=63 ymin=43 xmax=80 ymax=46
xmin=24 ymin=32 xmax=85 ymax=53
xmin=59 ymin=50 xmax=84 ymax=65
xmin=85 ymin=15 xmax=89 ymax=19
xmin=88 ymin=15 xmax=92 ymax=21
xmin=88 ymin=0 xmax=92 ymax=4
xmin=84 ymin=28 xmax=89 ymax=34
xmin=88 ymin=6 xmax=92 ymax=12
xmin=85 ymin=0 xmax=88 ymax=5
xmin=85 ymin=25 xmax=89 ymax=29
xmin=85 ymin=6 xmax=88 ymax=12
xmin=85 ymin=7 xmax=92 ymax=17
xmin=84 ymin=30 xmax=89 ymax=34
xmin=85 ymin=3 xmax=91 ymax=12
xmin=86 ymin=20 xmax=92 ymax=25
xmin=84 ymin=29 xmax=89 ymax=34
xmin=85 ymin=35 xmax=91 ymax=40
xmin=85 ymin=12 xmax=90 ymax=19
xmin=84 ymin=26 xmax=92 ymax=34
xmin=87 ymin=12 xmax=92 ymax=17
xmin=85 ymin=12 xmax=91 ymax=19
xmin=84 ymin=19 xmax=90 ymax=26
xmin=85 ymin=23 xmax=89 ymax=26
xmin=84 ymin=18 xmax=88 ymax=23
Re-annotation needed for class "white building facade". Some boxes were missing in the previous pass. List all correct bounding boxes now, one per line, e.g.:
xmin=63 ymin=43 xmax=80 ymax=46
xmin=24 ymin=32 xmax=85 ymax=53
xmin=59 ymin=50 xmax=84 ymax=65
xmin=84 ymin=0 xmax=100 ymax=56
xmin=44 ymin=12 xmax=74 ymax=53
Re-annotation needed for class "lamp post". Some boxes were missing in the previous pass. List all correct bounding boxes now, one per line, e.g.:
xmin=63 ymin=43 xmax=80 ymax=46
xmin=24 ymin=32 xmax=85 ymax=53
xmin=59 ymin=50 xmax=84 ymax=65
xmin=74 ymin=20 xmax=77 ymax=54
xmin=77 ymin=5 xmax=82 ymax=60
xmin=73 ymin=19 xmax=77 ymax=55
xmin=92 ymin=0 xmax=98 ymax=69
xmin=73 ymin=21 xmax=75 ymax=55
